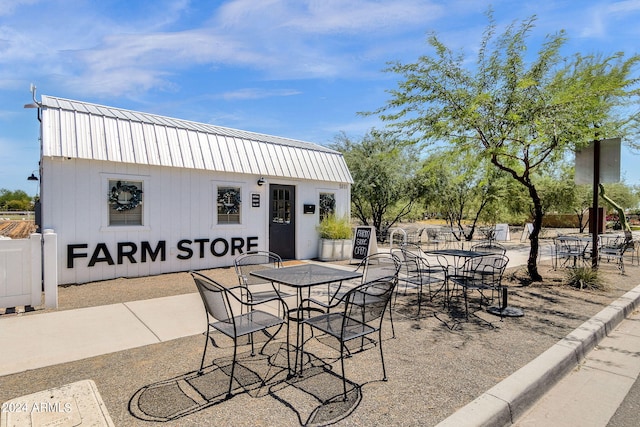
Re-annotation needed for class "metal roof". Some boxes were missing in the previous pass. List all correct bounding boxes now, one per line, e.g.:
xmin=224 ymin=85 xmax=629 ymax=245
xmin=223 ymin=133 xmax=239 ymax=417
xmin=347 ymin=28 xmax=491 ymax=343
xmin=39 ymin=95 xmax=353 ymax=183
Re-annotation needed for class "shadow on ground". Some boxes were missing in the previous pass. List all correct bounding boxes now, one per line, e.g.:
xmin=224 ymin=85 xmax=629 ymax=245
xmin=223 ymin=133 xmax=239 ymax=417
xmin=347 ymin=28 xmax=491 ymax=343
xmin=128 ymin=342 xmax=362 ymax=426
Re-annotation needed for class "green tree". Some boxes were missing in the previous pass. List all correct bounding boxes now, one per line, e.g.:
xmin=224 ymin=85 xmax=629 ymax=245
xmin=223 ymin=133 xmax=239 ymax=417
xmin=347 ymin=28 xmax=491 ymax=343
xmin=573 ymin=184 xmax=594 ymax=233
xmin=330 ymin=131 xmax=421 ymax=237
xmin=370 ymin=13 xmax=640 ymax=281
xmin=0 ymin=189 xmax=33 ymax=211
xmin=419 ymin=151 xmax=504 ymax=240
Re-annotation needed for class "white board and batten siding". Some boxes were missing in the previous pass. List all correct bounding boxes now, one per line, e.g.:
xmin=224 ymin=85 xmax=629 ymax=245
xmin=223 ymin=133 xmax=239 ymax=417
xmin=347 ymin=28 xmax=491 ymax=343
xmin=38 ymin=96 xmax=352 ymax=285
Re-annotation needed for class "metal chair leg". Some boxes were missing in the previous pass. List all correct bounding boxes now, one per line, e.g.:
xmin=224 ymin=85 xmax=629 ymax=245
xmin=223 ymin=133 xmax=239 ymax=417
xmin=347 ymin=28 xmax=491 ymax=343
xmin=379 ymin=328 xmax=387 ymax=381
xmin=227 ymin=337 xmax=238 ymax=399
xmin=199 ymin=327 xmax=210 ymax=374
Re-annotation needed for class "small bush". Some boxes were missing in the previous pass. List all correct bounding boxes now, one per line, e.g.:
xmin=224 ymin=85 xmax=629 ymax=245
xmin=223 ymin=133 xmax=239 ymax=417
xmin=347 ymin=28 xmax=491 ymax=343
xmin=317 ymin=215 xmax=353 ymax=239
xmin=565 ymin=267 xmax=606 ymax=290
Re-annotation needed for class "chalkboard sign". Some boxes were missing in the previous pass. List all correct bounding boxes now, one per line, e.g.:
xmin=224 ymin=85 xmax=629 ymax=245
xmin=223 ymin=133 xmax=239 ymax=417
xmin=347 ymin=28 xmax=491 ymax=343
xmin=351 ymin=226 xmax=378 ymax=261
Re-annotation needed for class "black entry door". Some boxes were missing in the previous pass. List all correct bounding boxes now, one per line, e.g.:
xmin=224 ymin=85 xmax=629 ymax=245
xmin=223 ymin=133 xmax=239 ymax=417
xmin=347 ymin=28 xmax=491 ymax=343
xmin=269 ymin=184 xmax=295 ymax=259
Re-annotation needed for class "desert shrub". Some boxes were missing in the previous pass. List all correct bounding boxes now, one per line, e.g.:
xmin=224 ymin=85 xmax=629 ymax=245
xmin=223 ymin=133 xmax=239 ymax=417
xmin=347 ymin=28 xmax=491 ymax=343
xmin=565 ymin=267 xmax=606 ymax=290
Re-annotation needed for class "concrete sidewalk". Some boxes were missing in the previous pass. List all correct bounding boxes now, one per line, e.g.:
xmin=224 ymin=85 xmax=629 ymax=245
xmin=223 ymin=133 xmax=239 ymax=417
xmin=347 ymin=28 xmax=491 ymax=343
xmin=0 ymin=293 xmax=206 ymax=377
xmin=514 ymin=307 xmax=640 ymax=426
xmin=437 ymin=284 xmax=640 ymax=427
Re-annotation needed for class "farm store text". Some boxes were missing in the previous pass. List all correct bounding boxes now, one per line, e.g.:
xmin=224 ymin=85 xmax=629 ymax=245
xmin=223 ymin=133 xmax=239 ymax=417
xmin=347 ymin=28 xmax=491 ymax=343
xmin=66 ymin=236 xmax=259 ymax=268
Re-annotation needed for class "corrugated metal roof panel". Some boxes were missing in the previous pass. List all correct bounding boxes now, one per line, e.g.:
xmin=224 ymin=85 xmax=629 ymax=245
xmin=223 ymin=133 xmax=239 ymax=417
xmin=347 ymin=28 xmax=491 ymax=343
xmin=143 ymin=124 xmax=161 ymax=166
xmin=187 ymin=130 xmax=205 ymax=170
xmin=165 ymin=127 xmax=183 ymax=168
xmin=131 ymin=122 xmax=149 ymax=165
xmin=40 ymin=95 xmax=352 ymax=183
xmin=104 ymin=117 xmax=122 ymax=162
xmin=60 ymin=109 xmax=77 ymax=158
xmin=75 ymin=112 xmax=92 ymax=159
xmin=154 ymin=125 xmax=172 ymax=166
xmin=176 ymin=128 xmax=194 ymax=169
xmin=90 ymin=115 xmax=108 ymax=160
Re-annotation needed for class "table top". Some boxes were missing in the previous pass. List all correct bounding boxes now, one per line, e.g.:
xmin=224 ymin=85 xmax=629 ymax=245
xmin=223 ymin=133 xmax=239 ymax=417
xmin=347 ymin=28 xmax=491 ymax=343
xmin=424 ymin=249 xmax=485 ymax=258
xmin=250 ymin=263 xmax=362 ymax=288
xmin=556 ymin=235 xmax=592 ymax=242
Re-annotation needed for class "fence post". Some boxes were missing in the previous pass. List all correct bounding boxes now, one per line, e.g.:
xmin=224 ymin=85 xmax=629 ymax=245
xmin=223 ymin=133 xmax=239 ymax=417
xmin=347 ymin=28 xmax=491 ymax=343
xmin=29 ymin=233 xmax=42 ymax=307
xmin=43 ymin=229 xmax=58 ymax=309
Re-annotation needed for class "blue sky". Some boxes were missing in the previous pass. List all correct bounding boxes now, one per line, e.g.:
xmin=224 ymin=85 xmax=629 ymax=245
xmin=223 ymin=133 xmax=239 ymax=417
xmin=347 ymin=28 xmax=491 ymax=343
xmin=2 ymin=0 xmax=640 ymax=194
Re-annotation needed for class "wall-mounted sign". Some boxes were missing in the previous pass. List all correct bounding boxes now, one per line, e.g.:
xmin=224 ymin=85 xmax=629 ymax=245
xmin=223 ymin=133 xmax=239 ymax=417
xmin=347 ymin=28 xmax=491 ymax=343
xmin=251 ymin=193 xmax=260 ymax=207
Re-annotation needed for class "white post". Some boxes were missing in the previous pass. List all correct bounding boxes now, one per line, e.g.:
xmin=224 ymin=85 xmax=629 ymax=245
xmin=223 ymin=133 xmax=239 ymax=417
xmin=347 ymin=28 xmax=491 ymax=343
xmin=29 ymin=233 xmax=42 ymax=307
xmin=43 ymin=229 xmax=58 ymax=309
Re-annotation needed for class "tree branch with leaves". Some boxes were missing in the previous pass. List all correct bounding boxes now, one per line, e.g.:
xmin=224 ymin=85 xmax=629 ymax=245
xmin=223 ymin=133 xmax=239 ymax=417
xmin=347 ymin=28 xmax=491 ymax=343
xmin=368 ymin=11 xmax=640 ymax=281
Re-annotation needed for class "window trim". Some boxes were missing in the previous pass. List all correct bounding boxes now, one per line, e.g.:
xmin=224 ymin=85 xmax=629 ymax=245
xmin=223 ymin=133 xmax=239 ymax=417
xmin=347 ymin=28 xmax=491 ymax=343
xmin=214 ymin=181 xmax=244 ymax=227
xmin=100 ymin=174 xmax=150 ymax=232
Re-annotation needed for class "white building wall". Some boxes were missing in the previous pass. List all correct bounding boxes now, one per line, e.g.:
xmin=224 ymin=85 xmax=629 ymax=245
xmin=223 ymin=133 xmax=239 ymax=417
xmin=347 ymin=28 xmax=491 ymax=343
xmin=41 ymin=157 xmax=350 ymax=285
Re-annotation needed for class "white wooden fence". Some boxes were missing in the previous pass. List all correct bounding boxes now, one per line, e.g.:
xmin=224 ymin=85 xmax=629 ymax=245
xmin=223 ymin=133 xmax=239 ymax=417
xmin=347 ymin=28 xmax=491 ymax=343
xmin=0 ymin=231 xmax=58 ymax=310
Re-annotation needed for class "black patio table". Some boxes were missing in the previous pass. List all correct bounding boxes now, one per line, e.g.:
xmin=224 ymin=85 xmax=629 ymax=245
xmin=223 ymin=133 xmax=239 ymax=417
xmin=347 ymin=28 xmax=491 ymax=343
xmin=424 ymin=248 xmax=486 ymax=275
xmin=250 ymin=263 xmax=363 ymax=319
xmin=423 ymin=249 xmax=486 ymax=305
xmin=250 ymin=263 xmax=363 ymax=372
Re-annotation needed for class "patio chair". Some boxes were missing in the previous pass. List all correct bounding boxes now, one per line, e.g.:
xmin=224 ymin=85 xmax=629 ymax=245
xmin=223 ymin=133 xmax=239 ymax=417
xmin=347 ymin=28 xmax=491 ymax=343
xmin=190 ymin=271 xmax=290 ymax=398
xmin=448 ymin=254 xmax=509 ymax=319
xmin=298 ymin=278 xmax=396 ymax=399
xmin=405 ymin=226 xmax=426 ymax=245
xmin=234 ymin=251 xmax=293 ymax=312
xmin=471 ymin=241 xmax=507 ymax=255
xmin=599 ymin=239 xmax=634 ymax=274
xmin=396 ymin=243 xmax=447 ymax=315
xmin=349 ymin=252 xmax=401 ymax=337
xmin=552 ymin=236 xmax=590 ymax=269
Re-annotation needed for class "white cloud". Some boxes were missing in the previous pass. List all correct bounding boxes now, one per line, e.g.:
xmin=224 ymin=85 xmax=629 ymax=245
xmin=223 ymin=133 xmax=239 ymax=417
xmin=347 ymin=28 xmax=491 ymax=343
xmin=218 ymin=88 xmax=301 ymax=100
xmin=0 ymin=0 xmax=39 ymax=16
xmin=5 ymin=0 xmax=638 ymax=101
xmin=14 ymin=0 xmax=444 ymax=96
xmin=606 ymin=0 xmax=640 ymax=14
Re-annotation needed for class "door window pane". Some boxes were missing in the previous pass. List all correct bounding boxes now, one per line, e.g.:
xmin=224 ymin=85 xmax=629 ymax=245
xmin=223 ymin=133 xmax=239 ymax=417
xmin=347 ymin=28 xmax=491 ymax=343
xmin=272 ymin=188 xmax=291 ymax=224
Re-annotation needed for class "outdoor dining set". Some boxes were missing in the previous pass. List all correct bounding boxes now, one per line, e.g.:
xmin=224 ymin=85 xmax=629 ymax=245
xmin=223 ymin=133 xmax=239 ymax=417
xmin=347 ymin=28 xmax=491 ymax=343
xmin=188 ymin=237 xmax=511 ymax=403
xmin=552 ymin=233 xmax=639 ymax=273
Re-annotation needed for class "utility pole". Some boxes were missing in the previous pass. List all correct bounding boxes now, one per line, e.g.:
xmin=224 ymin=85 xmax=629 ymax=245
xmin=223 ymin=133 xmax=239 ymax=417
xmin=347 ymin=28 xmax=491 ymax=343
xmin=591 ymin=139 xmax=600 ymax=268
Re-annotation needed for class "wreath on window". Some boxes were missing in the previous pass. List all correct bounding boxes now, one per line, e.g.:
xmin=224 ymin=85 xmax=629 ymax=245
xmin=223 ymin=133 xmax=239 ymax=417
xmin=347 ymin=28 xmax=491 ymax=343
xmin=109 ymin=181 xmax=143 ymax=211
xmin=218 ymin=189 xmax=241 ymax=214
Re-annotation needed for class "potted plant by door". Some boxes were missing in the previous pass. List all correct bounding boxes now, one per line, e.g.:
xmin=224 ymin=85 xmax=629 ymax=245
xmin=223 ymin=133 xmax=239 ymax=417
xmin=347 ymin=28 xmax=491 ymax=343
xmin=317 ymin=215 xmax=353 ymax=261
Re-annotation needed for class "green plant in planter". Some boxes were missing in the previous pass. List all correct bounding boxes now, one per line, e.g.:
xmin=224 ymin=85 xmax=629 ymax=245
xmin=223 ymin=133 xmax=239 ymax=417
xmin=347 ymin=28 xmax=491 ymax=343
xmin=317 ymin=215 xmax=353 ymax=239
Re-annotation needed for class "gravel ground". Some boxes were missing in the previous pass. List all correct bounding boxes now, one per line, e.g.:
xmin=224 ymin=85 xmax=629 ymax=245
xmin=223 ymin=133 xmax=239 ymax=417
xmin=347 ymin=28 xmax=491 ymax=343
xmin=1 ymin=248 xmax=639 ymax=426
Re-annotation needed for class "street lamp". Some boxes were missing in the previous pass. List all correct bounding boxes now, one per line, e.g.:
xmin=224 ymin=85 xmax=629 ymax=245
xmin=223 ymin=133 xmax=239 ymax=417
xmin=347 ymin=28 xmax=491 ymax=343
xmin=26 ymin=170 xmax=41 ymax=232
xmin=27 ymin=169 xmax=40 ymax=198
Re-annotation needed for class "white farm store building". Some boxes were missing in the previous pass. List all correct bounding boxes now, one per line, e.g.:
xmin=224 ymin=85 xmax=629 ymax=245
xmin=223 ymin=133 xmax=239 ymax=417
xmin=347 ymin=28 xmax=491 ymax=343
xmin=36 ymin=96 xmax=352 ymax=285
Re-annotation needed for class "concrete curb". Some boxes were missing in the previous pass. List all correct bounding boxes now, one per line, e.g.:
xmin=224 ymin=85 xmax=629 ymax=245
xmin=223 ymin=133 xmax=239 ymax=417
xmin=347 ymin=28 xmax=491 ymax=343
xmin=436 ymin=283 xmax=640 ymax=427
